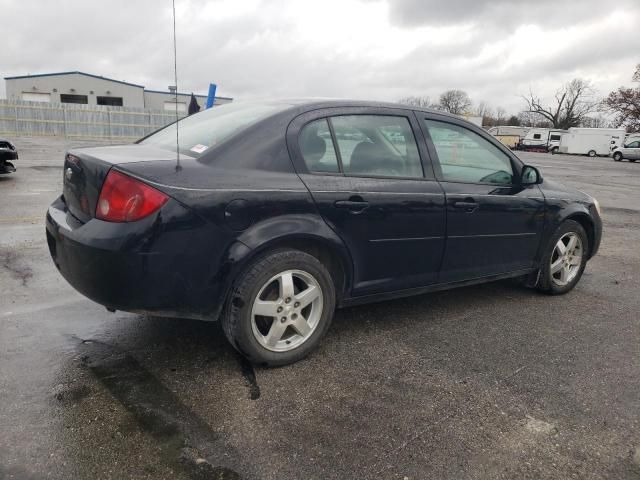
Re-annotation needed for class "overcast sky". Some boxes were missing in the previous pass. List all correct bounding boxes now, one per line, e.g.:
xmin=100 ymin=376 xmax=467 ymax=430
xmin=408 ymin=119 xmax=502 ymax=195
xmin=1 ymin=0 xmax=638 ymax=113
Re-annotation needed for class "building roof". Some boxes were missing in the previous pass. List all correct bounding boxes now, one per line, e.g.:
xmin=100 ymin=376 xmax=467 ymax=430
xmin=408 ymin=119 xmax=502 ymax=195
xmin=5 ymin=71 xmax=234 ymax=100
xmin=4 ymin=71 xmax=145 ymax=88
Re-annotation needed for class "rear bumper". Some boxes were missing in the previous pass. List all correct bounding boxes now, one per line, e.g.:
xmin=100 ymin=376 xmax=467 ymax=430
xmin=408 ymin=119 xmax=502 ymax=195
xmin=46 ymin=195 xmax=247 ymax=320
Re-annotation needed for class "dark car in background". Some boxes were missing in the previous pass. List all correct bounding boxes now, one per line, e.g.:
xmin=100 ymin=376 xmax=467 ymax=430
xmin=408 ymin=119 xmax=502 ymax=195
xmin=0 ymin=138 xmax=18 ymax=174
xmin=46 ymin=100 xmax=602 ymax=365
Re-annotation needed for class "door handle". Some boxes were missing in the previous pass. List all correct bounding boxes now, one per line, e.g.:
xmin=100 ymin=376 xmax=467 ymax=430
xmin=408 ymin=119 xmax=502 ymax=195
xmin=453 ymin=201 xmax=479 ymax=213
xmin=335 ymin=198 xmax=369 ymax=213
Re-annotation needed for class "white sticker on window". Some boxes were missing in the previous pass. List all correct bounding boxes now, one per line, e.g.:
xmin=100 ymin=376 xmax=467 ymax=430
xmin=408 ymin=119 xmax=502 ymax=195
xmin=190 ymin=144 xmax=208 ymax=154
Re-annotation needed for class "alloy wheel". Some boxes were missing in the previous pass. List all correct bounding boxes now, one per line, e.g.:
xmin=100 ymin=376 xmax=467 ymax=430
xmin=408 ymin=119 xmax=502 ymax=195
xmin=250 ymin=269 xmax=324 ymax=352
xmin=550 ymin=232 xmax=583 ymax=286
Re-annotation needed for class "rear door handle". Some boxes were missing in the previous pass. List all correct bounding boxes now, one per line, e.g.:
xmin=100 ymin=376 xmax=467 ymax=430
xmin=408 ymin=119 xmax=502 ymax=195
xmin=453 ymin=201 xmax=479 ymax=213
xmin=335 ymin=199 xmax=369 ymax=213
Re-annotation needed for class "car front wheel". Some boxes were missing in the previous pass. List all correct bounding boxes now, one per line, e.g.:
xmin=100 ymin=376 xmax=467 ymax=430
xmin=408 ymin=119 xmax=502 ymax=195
xmin=537 ymin=220 xmax=589 ymax=295
xmin=613 ymin=152 xmax=623 ymax=161
xmin=222 ymin=249 xmax=336 ymax=366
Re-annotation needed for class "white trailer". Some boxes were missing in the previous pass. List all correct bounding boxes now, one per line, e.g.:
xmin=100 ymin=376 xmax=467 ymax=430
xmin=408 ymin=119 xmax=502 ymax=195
xmin=558 ymin=128 xmax=627 ymax=157
xmin=517 ymin=128 xmax=567 ymax=152
xmin=520 ymin=128 xmax=550 ymax=148
xmin=487 ymin=126 xmax=530 ymax=137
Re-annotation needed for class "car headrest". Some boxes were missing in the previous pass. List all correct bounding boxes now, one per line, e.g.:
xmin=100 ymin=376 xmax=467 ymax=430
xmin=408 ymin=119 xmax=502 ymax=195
xmin=349 ymin=141 xmax=381 ymax=174
xmin=301 ymin=132 xmax=326 ymax=162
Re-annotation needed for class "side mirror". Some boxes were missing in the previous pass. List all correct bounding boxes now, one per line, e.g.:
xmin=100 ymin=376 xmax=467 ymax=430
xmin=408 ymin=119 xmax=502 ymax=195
xmin=521 ymin=165 xmax=542 ymax=185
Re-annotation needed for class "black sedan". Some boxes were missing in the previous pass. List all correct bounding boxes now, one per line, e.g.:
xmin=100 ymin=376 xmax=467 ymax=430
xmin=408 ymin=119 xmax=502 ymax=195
xmin=46 ymin=100 xmax=602 ymax=365
xmin=0 ymin=138 xmax=18 ymax=174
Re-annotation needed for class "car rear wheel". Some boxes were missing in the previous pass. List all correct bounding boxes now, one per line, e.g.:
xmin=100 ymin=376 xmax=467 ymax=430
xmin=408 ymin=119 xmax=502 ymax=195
xmin=222 ymin=249 xmax=336 ymax=366
xmin=587 ymin=150 xmax=596 ymax=157
xmin=629 ymin=159 xmax=637 ymax=163
xmin=613 ymin=152 xmax=623 ymax=161
xmin=537 ymin=220 xmax=588 ymax=295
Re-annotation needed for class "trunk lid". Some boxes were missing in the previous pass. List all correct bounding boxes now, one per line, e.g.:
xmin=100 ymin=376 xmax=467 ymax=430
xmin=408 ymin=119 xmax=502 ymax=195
xmin=62 ymin=144 xmax=184 ymax=223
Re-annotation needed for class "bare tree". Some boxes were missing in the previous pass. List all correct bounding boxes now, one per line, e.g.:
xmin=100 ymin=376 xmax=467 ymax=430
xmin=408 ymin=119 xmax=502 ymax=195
xmin=506 ymin=115 xmax=521 ymax=126
xmin=438 ymin=90 xmax=472 ymax=114
xmin=604 ymin=64 xmax=640 ymax=132
xmin=517 ymin=111 xmax=552 ymax=128
xmin=522 ymin=79 xmax=600 ymax=129
xmin=474 ymin=101 xmax=493 ymax=118
xmin=580 ymin=115 xmax=612 ymax=128
xmin=398 ymin=96 xmax=434 ymax=108
xmin=474 ymin=101 xmax=494 ymax=126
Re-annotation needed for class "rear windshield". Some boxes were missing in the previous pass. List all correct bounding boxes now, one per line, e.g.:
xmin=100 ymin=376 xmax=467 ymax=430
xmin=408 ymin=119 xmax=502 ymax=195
xmin=140 ymin=102 xmax=290 ymax=157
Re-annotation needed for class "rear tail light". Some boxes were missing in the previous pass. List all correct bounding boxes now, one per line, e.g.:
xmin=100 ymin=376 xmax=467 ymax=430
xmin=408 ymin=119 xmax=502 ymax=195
xmin=96 ymin=170 xmax=169 ymax=222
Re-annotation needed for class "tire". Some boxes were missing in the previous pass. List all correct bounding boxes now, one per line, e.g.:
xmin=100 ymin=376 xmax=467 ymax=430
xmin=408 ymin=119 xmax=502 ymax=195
xmin=221 ymin=249 xmax=336 ymax=366
xmin=630 ymin=159 xmax=637 ymax=163
xmin=587 ymin=150 xmax=596 ymax=157
xmin=551 ymin=147 xmax=559 ymax=154
xmin=613 ymin=152 xmax=623 ymax=162
xmin=537 ymin=220 xmax=589 ymax=295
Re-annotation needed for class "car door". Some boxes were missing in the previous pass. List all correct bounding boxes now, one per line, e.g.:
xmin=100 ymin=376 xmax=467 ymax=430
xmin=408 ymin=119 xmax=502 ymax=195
xmin=419 ymin=114 xmax=545 ymax=283
xmin=287 ymin=107 xmax=446 ymax=296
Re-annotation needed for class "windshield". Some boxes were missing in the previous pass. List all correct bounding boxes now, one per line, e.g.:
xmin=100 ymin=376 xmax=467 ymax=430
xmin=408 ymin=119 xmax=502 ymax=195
xmin=140 ymin=101 xmax=290 ymax=157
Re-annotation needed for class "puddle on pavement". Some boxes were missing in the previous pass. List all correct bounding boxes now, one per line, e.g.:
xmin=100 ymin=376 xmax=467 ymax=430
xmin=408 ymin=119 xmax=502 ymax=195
xmin=1 ymin=248 xmax=34 ymax=286
xmin=74 ymin=337 xmax=243 ymax=479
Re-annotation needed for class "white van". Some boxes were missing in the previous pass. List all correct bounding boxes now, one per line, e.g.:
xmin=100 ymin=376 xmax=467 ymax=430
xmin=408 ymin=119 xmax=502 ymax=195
xmin=547 ymin=130 xmax=567 ymax=153
xmin=558 ymin=128 xmax=627 ymax=157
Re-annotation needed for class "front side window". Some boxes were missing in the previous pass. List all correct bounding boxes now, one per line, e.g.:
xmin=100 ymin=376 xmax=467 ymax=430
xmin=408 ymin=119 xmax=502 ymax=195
xmin=299 ymin=119 xmax=339 ymax=173
xmin=330 ymin=115 xmax=423 ymax=178
xmin=627 ymin=141 xmax=640 ymax=148
xmin=424 ymin=119 xmax=514 ymax=185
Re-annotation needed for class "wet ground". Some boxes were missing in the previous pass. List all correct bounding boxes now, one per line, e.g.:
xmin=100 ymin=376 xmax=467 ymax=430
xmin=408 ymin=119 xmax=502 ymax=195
xmin=1 ymin=137 xmax=639 ymax=479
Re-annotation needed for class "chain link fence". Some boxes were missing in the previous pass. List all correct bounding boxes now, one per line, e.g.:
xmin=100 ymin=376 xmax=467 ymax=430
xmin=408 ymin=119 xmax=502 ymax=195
xmin=0 ymin=100 xmax=186 ymax=141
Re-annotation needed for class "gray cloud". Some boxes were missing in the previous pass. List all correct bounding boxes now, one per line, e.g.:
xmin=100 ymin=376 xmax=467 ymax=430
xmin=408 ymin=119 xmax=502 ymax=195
xmin=386 ymin=0 xmax=637 ymax=31
xmin=0 ymin=0 xmax=638 ymax=114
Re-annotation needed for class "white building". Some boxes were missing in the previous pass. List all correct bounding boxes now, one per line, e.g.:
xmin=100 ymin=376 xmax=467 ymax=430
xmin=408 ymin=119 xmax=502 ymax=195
xmin=4 ymin=71 xmax=232 ymax=110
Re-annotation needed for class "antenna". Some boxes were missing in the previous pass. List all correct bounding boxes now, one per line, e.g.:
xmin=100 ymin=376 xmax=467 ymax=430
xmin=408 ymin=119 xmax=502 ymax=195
xmin=172 ymin=0 xmax=181 ymax=171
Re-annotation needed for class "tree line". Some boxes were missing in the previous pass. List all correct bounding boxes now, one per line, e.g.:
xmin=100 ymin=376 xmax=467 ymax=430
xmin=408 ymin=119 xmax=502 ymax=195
xmin=399 ymin=63 xmax=640 ymax=132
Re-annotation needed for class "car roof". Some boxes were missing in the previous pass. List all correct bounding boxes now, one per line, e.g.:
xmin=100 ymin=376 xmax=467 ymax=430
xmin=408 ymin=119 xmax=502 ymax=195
xmin=252 ymin=98 xmax=462 ymax=121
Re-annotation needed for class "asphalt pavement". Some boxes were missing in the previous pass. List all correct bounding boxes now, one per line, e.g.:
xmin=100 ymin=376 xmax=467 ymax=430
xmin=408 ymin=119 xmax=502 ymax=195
xmin=1 ymin=137 xmax=639 ymax=479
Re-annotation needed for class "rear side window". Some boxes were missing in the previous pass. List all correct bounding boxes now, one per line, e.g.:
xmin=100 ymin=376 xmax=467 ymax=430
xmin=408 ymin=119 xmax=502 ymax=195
xmin=141 ymin=102 xmax=289 ymax=157
xmin=331 ymin=115 xmax=423 ymax=178
xmin=533 ymin=133 xmax=542 ymax=139
xmin=299 ymin=119 xmax=340 ymax=173
xmin=424 ymin=119 xmax=514 ymax=185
